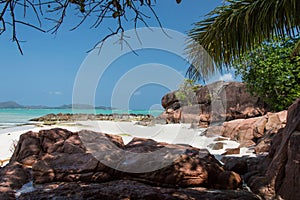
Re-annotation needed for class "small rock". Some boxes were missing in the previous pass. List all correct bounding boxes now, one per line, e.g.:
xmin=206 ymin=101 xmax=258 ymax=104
xmin=254 ymin=138 xmax=271 ymax=154
xmin=135 ymin=121 xmax=154 ymax=127
xmin=214 ymin=137 xmax=228 ymax=141
xmin=222 ymin=147 xmax=240 ymax=155
xmin=217 ymin=171 xmax=242 ymax=189
xmin=207 ymin=142 xmax=224 ymax=150
xmin=221 ymin=156 xmax=248 ymax=175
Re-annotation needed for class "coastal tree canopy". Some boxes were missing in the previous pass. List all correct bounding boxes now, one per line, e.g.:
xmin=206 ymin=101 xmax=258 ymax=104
xmin=0 ymin=0 xmax=181 ymax=54
xmin=187 ymin=0 xmax=300 ymax=80
xmin=233 ymin=37 xmax=300 ymax=111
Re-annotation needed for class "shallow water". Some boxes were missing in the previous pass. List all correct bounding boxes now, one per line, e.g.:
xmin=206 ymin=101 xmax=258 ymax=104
xmin=0 ymin=108 xmax=163 ymax=129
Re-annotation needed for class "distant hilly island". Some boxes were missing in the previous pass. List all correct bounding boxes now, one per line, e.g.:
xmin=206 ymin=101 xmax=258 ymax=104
xmin=0 ymin=101 xmax=113 ymax=110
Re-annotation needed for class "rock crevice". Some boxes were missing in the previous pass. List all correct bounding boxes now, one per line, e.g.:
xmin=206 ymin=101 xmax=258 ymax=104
xmin=0 ymin=128 xmax=255 ymax=199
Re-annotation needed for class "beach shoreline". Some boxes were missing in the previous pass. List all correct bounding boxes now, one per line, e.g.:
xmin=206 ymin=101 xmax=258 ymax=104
xmin=0 ymin=120 xmax=255 ymax=167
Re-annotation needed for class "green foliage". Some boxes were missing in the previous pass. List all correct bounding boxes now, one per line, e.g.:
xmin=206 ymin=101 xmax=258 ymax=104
xmin=233 ymin=37 xmax=300 ymax=111
xmin=175 ymin=79 xmax=201 ymax=106
xmin=187 ymin=0 xmax=300 ymax=80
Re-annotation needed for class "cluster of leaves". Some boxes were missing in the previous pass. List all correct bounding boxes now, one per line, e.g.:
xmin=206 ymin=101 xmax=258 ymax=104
xmin=233 ymin=37 xmax=300 ymax=111
xmin=175 ymin=79 xmax=200 ymax=106
xmin=187 ymin=0 xmax=300 ymax=81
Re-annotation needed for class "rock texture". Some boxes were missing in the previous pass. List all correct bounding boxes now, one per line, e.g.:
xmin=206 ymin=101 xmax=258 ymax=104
xmin=222 ymin=98 xmax=300 ymax=200
xmin=122 ymin=138 xmax=241 ymax=189
xmin=0 ymin=128 xmax=253 ymax=199
xmin=2 ymin=98 xmax=299 ymax=200
xmin=258 ymin=98 xmax=300 ymax=200
xmin=0 ymin=162 xmax=31 ymax=200
xmin=206 ymin=111 xmax=287 ymax=148
xmin=160 ymin=81 xmax=269 ymax=127
xmin=30 ymin=113 xmax=154 ymax=122
xmin=222 ymin=147 xmax=240 ymax=155
xmin=18 ymin=180 xmax=259 ymax=200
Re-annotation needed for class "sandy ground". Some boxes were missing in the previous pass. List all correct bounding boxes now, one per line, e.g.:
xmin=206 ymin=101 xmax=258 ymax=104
xmin=0 ymin=121 xmax=255 ymax=166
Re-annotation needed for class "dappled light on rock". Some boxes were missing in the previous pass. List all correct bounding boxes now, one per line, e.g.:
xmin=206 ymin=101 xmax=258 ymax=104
xmin=0 ymin=127 xmax=255 ymax=199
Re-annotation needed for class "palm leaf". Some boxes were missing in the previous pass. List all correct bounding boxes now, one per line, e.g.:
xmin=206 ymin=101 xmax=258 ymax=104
xmin=187 ymin=0 xmax=300 ymax=80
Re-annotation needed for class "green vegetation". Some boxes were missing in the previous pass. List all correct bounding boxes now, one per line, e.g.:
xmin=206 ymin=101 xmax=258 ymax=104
xmin=233 ymin=37 xmax=300 ymax=111
xmin=175 ymin=79 xmax=200 ymax=106
xmin=186 ymin=0 xmax=300 ymax=110
xmin=187 ymin=0 xmax=300 ymax=80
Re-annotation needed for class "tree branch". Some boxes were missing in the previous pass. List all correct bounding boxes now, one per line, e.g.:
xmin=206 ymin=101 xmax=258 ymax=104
xmin=1 ymin=0 xmax=179 ymax=54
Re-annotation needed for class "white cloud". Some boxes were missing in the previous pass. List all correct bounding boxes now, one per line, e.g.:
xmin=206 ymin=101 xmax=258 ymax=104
xmin=205 ymin=72 xmax=234 ymax=84
xmin=49 ymin=91 xmax=63 ymax=95
xmin=219 ymin=73 xmax=233 ymax=81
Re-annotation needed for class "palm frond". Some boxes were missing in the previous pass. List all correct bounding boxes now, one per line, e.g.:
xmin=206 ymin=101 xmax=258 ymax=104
xmin=187 ymin=0 xmax=300 ymax=80
xmin=185 ymin=39 xmax=216 ymax=80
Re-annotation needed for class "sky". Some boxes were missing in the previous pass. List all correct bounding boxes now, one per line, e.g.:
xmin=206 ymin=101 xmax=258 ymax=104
xmin=0 ymin=0 xmax=236 ymax=110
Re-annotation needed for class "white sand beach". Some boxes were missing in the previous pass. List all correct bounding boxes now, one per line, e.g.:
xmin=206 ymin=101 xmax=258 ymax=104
xmin=0 ymin=121 xmax=255 ymax=167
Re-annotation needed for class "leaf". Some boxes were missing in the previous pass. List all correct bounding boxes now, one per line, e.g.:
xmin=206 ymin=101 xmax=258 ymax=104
xmin=233 ymin=36 xmax=300 ymax=111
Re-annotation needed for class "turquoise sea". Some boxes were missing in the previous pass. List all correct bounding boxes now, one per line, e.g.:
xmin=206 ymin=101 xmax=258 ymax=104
xmin=0 ymin=109 xmax=163 ymax=129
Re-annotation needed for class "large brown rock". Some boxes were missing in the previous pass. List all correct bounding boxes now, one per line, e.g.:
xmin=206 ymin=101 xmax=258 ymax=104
xmin=10 ymin=131 xmax=42 ymax=166
xmin=7 ymin=128 xmax=124 ymax=186
xmin=0 ymin=128 xmax=248 ymax=199
xmin=79 ymin=132 xmax=241 ymax=189
xmin=0 ymin=162 xmax=30 ymax=189
xmin=278 ymin=131 xmax=300 ymax=199
xmin=246 ymin=98 xmax=300 ymax=200
xmin=221 ymin=156 xmax=249 ymax=175
xmin=206 ymin=82 xmax=267 ymax=120
xmin=263 ymin=99 xmax=300 ymax=199
xmin=222 ymin=117 xmax=266 ymax=147
xmin=0 ymin=162 xmax=31 ymax=200
xmin=221 ymin=155 xmax=270 ymax=179
xmin=32 ymin=153 xmax=114 ymax=184
xmin=265 ymin=111 xmax=287 ymax=133
xmin=160 ymin=81 xmax=269 ymax=127
xmin=254 ymin=136 xmax=272 ymax=154
xmin=0 ymin=186 xmax=15 ymax=200
xmin=123 ymin=138 xmax=242 ymax=189
xmin=18 ymin=180 xmax=259 ymax=200
xmin=161 ymin=92 xmax=180 ymax=109
xmin=206 ymin=111 xmax=287 ymax=148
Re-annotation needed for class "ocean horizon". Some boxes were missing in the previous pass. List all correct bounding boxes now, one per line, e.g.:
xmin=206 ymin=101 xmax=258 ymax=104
xmin=0 ymin=108 xmax=164 ymax=129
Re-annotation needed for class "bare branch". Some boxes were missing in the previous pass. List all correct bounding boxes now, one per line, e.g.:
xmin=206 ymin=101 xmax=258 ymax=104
xmin=9 ymin=1 xmax=24 ymax=54
xmin=88 ymin=23 xmax=125 ymax=53
xmin=1 ymin=0 xmax=169 ymax=54
xmin=0 ymin=2 xmax=9 ymax=35
xmin=146 ymin=3 xmax=171 ymax=38
xmin=26 ymin=0 xmax=43 ymax=27
xmin=0 ymin=1 xmax=9 ymax=20
xmin=71 ymin=1 xmax=103 ymax=31
xmin=15 ymin=20 xmax=45 ymax=32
